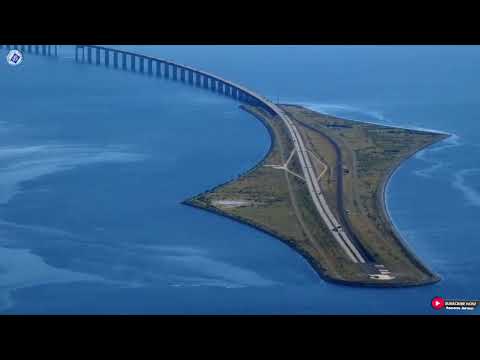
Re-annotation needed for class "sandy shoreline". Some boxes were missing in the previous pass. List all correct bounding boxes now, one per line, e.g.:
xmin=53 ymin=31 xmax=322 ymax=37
xmin=377 ymin=132 xmax=451 ymax=283
xmin=183 ymin=104 xmax=447 ymax=287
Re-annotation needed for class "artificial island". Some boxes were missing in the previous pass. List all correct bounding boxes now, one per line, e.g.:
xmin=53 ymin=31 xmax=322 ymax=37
xmin=17 ymin=44 xmax=450 ymax=287
xmin=184 ymin=104 xmax=449 ymax=287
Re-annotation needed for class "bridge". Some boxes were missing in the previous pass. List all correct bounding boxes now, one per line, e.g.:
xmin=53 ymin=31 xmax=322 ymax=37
xmin=0 ymin=44 xmax=58 ymax=57
xmin=74 ymin=45 xmax=277 ymax=116
xmin=1 ymin=45 xmax=391 ymax=277
xmin=72 ymin=45 xmax=374 ymax=266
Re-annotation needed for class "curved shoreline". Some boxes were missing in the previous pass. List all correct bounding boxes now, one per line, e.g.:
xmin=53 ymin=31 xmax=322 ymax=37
xmin=182 ymin=200 xmax=440 ymax=288
xmin=184 ymin=105 xmax=447 ymax=288
xmin=283 ymin=104 xmax=445 ymax=284
xmin=15 ymin=45 xmax=454 ymax=289
xmin=378 ymin=132 xmax=451 ymax=284
xmin=72 ymin=45 xmax=431 ymax=285
xmin=189 ymin=106 xmax=275 ymax=197
xmin=288 ymin=103 xmax=448 ymax=285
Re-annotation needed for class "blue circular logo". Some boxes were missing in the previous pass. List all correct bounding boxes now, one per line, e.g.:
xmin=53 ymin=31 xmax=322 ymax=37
xmin=6 ymin=49 xmax=23 ymax=66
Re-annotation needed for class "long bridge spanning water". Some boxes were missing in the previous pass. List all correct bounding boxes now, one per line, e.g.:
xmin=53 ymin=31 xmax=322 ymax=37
xmin=1 ymin=45 xmax=391 ymax=278
xmin=71 ymin=46 xmax=375 ymax=266
xmin=74 ymin=45 xmax=276 ymax=115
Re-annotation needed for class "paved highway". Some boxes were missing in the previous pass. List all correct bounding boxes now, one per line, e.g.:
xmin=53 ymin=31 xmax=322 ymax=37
xmin=273 ymin=106 xmax=366 ymax=263
xmin=165 ymin=60 xmax=368 ymax=264
xmin=90 ymin=46 xmax=368 ymax=264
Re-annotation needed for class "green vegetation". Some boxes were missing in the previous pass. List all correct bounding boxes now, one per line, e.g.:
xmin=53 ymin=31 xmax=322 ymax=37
xmin=184 ymin=104 xmax=449 ymax=286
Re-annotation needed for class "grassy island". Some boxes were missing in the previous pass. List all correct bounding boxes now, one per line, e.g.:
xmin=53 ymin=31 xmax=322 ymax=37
xmin=183 ymin=104 xmax=449 ymax=287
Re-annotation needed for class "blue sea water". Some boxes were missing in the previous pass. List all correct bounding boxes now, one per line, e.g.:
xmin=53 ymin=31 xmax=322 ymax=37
xmin=0 ymin=45 xmax=479 ymax=314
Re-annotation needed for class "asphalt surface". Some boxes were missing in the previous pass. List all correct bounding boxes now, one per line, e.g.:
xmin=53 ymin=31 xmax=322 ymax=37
xmin=86 ymin=45 xmax=369 ymax=265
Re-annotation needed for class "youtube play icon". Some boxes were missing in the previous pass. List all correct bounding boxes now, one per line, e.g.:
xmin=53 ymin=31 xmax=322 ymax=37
xmin=431 ymin=296 xmax=445 ymax=310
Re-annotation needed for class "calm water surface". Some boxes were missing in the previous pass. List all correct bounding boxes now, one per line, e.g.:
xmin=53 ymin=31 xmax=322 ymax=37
xmin=0 ymin=45 xmax=479 ymax=314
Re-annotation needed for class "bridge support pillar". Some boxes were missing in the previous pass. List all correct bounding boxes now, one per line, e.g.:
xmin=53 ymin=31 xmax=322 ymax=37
xmin=96 ymin=48 xmax=101 ymax=65
xmin=52 ymin=46 xmax=264 ymax=111
xmin=164 ymin=63 xmax=169 ymax=78
xmin=113 ymin=51 xmax=119 ymax=68
xmin=87 ymin=47 xmax=92 ymax=64
xmin=148 ymin=59 xmax=153 ymax=75
xmin=131 ymin=54 xmax=136 ymax=72
xmin=42 ymin=45 xmax=47 ymax=56
xmin=122 ymin=53 xmax=127 ymax=70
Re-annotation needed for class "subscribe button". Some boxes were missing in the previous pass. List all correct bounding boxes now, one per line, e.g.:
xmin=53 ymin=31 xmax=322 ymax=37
xmin=431 ymin=297 xmax=478 ymax=311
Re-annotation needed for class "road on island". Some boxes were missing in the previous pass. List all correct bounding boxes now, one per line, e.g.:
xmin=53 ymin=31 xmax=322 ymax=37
xmin=271 ymin=105 xmax=367 ymax=263
xmin=179 ymin=66 xmax=369 ymax=264
xmin=92 ymin=47 xmax=371 ymax=266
